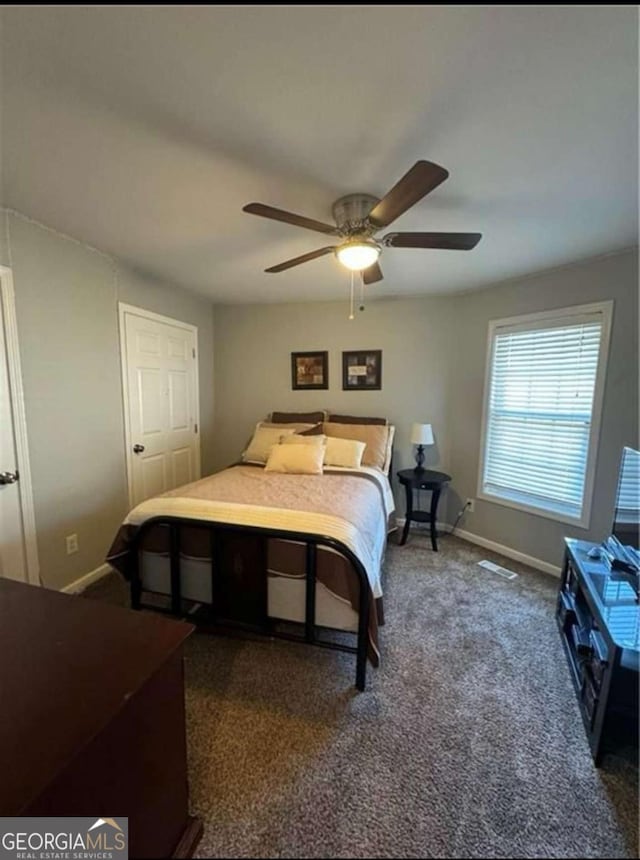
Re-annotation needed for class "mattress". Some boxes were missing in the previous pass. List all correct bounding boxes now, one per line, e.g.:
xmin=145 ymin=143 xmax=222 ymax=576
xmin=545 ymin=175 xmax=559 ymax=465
xmin=140 ymin=551 xmax=359 ymax=631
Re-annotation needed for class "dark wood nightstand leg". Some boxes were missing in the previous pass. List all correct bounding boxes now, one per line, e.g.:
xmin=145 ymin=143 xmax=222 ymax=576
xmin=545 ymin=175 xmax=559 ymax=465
xmin=430 ymin=488 xmax=441 ymax=551
xmin=400 ymin=481 xmax=413 ymax=545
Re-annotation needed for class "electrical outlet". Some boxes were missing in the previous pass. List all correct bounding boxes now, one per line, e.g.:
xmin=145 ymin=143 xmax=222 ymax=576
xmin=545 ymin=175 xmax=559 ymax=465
xmin=66 ymin=534 xmax=78 ymax=555
xmin=466 ymin=498 xmax=476 ymax=513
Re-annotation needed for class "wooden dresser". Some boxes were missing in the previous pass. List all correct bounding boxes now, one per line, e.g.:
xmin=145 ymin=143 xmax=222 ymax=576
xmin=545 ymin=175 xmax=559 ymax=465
xmin=0 ymin=578 xmax=202 ymax=858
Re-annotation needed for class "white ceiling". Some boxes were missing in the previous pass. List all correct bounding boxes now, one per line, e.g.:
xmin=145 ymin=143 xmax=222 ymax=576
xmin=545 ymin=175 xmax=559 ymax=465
xmin=1 ymin=5 xmax=637 ymax=303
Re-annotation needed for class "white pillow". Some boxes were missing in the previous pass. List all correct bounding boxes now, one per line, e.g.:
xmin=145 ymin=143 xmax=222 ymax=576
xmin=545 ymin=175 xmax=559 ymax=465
xmin=242 ymin=425 xmax=297 ymax=463
xmin=265 ymin=443 xmax=324 ymax=475
xmin=281 ymin=434 xmax=327 ymax=447
xmin=324 ymin=436 xmax=366 ymax=469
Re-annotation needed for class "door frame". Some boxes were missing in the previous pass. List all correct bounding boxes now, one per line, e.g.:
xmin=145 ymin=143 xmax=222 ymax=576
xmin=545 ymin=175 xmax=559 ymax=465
xmin=0 ymin=265 xmax=40 ymax=586
xmin=118 ymin=302 xmax=201 ymax=507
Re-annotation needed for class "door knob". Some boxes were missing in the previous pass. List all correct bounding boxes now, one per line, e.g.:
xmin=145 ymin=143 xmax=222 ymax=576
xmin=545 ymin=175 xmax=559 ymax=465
xmin=0 ymin=471 xmax=19 ymax=485
xmin=133 ymin=444 xmax=145 ymax=454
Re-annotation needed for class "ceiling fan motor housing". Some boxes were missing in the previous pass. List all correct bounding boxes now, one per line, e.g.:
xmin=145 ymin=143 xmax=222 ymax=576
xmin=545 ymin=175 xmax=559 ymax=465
xmin=332 ymin=193 xmax=380 ymax=236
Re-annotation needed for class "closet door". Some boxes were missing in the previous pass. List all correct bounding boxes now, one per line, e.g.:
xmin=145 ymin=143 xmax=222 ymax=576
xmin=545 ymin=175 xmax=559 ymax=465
xmin=0 ymin=290 xmax=28 ymax=581
xmin=0 ymin=266 xmax=39 ymax=585
xmin=121 ymin=305 xmax=200 ymax=507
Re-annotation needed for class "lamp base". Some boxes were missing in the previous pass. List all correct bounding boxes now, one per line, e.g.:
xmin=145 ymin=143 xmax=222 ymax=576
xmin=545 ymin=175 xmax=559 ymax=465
xmin=414 ymin=444 xmax=425 ymax=472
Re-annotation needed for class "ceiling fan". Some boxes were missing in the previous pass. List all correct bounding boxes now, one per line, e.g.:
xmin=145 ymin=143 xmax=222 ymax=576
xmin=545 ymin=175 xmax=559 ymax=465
xmin=243 ymin=160 xmax=482 ymax=285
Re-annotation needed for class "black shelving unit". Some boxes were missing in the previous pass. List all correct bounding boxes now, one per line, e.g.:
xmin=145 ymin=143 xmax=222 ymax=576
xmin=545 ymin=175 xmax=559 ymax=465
xmin=556 ymin=538 xmax=639 ymax=766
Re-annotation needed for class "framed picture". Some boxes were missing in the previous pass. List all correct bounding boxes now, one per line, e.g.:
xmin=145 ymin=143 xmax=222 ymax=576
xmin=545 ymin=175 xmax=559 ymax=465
xmin=291 ymin=351 xmax=329 ymax=390
xmin=342 ymin=350 xmax=382 ymax=390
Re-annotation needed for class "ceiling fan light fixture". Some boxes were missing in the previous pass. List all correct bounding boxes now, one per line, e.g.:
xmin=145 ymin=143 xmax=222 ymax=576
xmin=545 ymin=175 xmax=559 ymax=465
xmin=335 ymin=239 xmax=381 ymax=272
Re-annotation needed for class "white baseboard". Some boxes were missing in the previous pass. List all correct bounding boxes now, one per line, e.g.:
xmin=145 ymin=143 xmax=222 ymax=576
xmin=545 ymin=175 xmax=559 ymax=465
xmin=61 ymin=562 xmax=114 ymax=594
xmin=395 ymin=517 xmax=448 ymax=531
xmin=395 ymin=517 xmax=561 ymax=577
xmin=446 ymin=527 xmax=561 ymax=577
xmin=395 ymin=517 xmax=452 ymax=538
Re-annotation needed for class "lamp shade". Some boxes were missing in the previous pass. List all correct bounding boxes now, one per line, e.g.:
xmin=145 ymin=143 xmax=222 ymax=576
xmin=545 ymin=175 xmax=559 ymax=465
xmin=411 ymin=423 xmax=434 ymax=446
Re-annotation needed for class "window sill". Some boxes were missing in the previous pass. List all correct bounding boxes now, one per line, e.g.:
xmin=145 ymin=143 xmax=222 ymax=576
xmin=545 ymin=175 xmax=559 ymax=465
xmin=477 ymin=489 xmax=590 ymax=529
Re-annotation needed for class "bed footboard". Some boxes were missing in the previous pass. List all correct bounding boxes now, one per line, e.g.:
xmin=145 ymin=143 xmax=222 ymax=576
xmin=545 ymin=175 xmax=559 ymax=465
xmin=128 ymin=516 xmax=372 ymax=691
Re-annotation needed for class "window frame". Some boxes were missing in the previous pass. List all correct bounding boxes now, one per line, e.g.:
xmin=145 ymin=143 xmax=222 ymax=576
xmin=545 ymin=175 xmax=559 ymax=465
xmin=476 ymin=301 xmax=613 ymax=528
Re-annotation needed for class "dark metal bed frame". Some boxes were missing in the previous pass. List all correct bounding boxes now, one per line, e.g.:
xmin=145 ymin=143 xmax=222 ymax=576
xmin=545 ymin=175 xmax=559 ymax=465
xmin=128 ymin=515 xmax=373 ymax=691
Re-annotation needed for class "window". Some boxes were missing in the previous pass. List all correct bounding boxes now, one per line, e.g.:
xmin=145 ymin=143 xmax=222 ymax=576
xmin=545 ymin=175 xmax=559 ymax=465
xmin=478 ymin=302 xmax=613 ymax=526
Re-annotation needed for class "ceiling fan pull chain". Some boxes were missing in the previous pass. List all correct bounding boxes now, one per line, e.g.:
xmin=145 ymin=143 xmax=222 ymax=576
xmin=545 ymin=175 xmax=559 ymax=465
xmin=359 ymin=273 xmax=365 ymax=312
xmin=349 ymin=271 xmax=355 ymax=320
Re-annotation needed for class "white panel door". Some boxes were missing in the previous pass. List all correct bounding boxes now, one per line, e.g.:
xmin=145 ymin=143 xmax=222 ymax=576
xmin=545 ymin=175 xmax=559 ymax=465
xmin=0 ymin=295 xmax=28 ymax=582
xmin=122 ymin=307 xmax=200 ymax=507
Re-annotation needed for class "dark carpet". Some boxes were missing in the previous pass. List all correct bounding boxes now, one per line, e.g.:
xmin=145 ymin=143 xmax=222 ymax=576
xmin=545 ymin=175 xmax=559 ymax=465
xmin=84 ymin=535 xmax=639 ymax=858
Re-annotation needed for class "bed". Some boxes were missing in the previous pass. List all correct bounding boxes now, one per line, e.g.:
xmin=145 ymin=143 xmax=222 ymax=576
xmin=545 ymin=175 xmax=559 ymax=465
xmin=106 ymin=413 xmax=395 ymax=690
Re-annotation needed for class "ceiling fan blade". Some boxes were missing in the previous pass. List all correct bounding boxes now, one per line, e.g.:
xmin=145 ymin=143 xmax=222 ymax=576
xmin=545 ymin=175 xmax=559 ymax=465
xmin=362 ymin=262 xmax=383 ymax=285
xmin=367 ymin=161 xmax=449 ymax=229
xmin=384 ymin=231 xmax=482 ymax=250
xmin=264 ymin=246 xmax=336 ymax=273
xmin=243 ymin=202 xmax=338 ymax=236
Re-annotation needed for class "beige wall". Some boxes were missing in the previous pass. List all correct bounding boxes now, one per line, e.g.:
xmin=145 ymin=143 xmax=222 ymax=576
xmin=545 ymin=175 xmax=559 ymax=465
xmin=213 ymin=296 xmax=455 ymax=487
xmin=213 ymin=250 xmax=638 ymax=570
xmin=446 ymin=249 xmax=638 ymax=567
xmin=1 ymin=210 xmax=215 ymax=590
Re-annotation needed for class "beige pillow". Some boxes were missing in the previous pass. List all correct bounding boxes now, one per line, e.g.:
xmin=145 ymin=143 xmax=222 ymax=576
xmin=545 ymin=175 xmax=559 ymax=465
xmin=242 ymin=425 xmax=297 ymax=463
xmin=265 ymin=444 xmax=324 ymax=475
xmin=324 ymin=436 xmax=366 ymax=469
xmin=281 ymin=434 xmax=327 ymax=447
xmin=323 ymin=422 xmax=390 ymax=471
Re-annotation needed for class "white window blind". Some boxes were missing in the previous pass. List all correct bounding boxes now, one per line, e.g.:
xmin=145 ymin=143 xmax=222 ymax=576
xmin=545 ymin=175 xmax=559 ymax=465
xmin=481 ymin=309 xmax=608 ymax=522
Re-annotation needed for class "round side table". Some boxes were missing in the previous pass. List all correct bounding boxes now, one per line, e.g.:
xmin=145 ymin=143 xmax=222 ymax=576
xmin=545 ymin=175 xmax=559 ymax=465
xmin=397 ymin=468 xmax=452 ymax=551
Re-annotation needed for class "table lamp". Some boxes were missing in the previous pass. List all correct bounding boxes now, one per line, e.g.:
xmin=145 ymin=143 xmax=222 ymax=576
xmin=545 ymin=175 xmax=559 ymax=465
xmin=410 ymin=423 xmax=434 ymax=472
